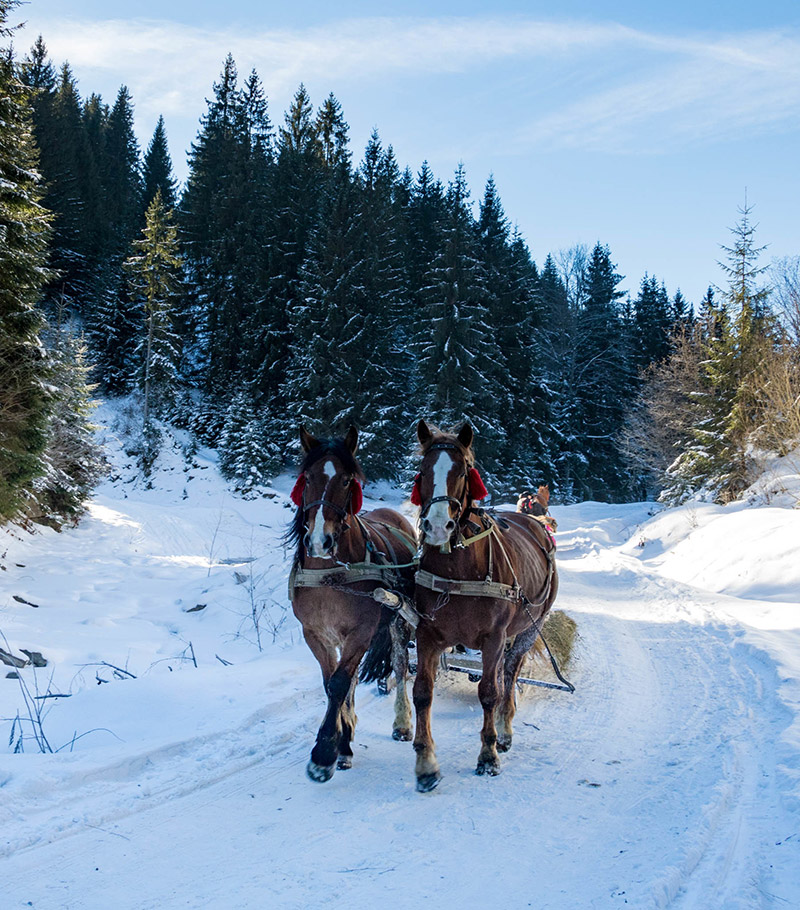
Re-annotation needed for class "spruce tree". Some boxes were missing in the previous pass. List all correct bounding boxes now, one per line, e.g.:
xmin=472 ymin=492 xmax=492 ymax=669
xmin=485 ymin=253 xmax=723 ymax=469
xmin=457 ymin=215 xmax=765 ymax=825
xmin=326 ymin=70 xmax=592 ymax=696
xmin=36 ymin=322 xmax=104 ymax=521
xmin=574 ymin=242 xmax=632 ymax=499
xmin=0 ymin=2 xmax=52 ymax=519
xmin=142 ymin=115 xmax=178 ymax=212
xmin=633 ymin=274 xmax=672 ymax=369
xmin=413 ymin=165 xmax=506 ymax=486
xmin=315 ymin=93 xmax=350 ymax=169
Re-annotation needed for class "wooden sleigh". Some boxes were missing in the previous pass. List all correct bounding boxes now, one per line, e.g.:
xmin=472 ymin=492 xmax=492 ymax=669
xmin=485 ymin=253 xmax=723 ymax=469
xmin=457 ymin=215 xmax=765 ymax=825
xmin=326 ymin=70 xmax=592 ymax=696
xmin=372 ymin=588 xmax=575 ymax=693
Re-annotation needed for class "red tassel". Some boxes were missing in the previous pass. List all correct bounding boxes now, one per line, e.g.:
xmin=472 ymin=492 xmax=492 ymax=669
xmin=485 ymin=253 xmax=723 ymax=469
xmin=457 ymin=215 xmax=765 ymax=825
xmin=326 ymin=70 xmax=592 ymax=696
xmin=290 ymin=474 xmax=306 ymax=507
xmin=410 ymin=474 xmax=421 ymax=506
xmin=350 ymin=479 xmax=363 ymax=514
xmin=468 ymin=468 xmax=488 ymax=500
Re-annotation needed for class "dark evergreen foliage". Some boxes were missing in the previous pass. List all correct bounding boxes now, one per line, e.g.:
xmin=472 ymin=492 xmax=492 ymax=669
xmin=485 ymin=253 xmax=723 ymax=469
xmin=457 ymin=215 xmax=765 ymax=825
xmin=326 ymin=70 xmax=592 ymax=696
xmin=1 ymin=5 xmax=102 ymax=524
xmin=21 ymin=44 xmax=715 ymax=503
xmin=142 ymin=115 xmax=178 ymax=212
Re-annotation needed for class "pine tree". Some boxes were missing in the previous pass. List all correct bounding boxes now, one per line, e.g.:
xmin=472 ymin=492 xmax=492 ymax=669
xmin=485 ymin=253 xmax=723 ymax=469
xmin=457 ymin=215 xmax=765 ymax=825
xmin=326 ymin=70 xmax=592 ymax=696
xmin=0 ymin=2 xmax=53 ymax=519
xmin=142 ymin=115 xmax=178 ymax=212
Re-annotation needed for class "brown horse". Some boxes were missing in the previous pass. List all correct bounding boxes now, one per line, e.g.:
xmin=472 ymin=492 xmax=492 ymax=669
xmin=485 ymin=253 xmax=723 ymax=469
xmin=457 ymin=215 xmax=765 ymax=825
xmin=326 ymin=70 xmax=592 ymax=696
xmin=288 ymin=425 xmax=416 ymax=782
xmin=411 ymin=420 xmax=559 ymax=791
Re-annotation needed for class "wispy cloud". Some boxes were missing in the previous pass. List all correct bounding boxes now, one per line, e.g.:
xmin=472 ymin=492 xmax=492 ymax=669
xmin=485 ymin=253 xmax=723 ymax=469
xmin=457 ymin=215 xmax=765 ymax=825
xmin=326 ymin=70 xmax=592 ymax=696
xmin=17 ymin=14 xmax=800 ymax=153
xmin=516 ymin=29 xmax=800 ymax=152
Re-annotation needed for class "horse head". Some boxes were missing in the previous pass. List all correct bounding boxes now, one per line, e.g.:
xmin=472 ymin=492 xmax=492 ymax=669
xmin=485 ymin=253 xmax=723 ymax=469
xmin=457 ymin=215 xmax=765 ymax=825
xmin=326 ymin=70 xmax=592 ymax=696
xmin=292 ymin=425 xmax=363 ymax=559
xmin=414 ymin=419 xmax=487 ymax=548
xmin=536 ymin=484 xmax=550 ymax=509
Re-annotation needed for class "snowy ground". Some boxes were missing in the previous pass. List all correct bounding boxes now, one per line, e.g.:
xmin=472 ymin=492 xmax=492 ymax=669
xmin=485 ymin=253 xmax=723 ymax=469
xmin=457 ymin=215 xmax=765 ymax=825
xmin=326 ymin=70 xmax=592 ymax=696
xmin=1 ymin=408 xmax=799 ymax=909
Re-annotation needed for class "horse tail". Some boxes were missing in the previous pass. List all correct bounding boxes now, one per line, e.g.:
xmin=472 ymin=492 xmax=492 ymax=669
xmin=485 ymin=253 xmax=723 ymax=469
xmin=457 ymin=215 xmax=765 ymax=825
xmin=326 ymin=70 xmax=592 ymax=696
xmin=360 ymin=605 xmax=395 ymax=683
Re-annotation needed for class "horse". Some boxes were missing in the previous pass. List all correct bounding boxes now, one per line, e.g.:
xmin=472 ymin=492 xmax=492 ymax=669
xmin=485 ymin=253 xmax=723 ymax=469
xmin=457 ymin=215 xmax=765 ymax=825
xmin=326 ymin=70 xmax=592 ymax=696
xmin=410 ymin=420 xmax=559 ymax=791
xmin=287 ymin=425 xmax=417 ymax=783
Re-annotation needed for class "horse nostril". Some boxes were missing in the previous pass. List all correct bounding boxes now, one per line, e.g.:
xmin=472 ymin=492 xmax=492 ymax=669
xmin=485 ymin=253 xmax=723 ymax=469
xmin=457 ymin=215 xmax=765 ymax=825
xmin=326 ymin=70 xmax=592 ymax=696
xmin=323 ymin=534 xmax=334 ymax=551
xmin=422 ymin=519 xmax=431 ymax=532
xmin=445 ymin=520 xmax=455 ymax=531
xmin=303 ymin=533 xmax=311 ymax=550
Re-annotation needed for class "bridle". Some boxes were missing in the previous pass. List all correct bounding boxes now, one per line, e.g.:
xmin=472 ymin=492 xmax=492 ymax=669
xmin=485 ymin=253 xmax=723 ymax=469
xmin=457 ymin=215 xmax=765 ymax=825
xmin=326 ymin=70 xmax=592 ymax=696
xmin=302 ymin=472 xmax=357 ymax=554
xmin=418 ymin=442 xmax=472 ymax=545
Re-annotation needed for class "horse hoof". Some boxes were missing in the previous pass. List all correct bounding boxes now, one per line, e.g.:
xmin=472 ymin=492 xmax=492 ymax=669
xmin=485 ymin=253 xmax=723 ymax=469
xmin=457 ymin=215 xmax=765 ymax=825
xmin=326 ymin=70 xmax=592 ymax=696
xmin=337 ymin=756 xmax=353 ymax=770
xmin=416 ymin=772 xmax=441 ymax=793
xmin=497 ymin=737 xmax=512 ymax=753
xmin=476 ymin=760 xmax=501 ymax=777
xmin=306 ymin=760 xmax=336 ymax=783
xmin=392 ymin=727 xmax=413 ymax=742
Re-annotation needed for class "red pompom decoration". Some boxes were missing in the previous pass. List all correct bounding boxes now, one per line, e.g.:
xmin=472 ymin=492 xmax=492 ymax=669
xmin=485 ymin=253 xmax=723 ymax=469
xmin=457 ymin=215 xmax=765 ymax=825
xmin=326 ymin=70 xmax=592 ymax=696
xmin=410 ymin=473 xmax=422 ymax=506
xmin=468 ymin=468 xmax=488 ymax=500
xmin=290 ymin=474 xmax=306 ymax=507
xmin=350 ymin=479 xmax=363 ymax=514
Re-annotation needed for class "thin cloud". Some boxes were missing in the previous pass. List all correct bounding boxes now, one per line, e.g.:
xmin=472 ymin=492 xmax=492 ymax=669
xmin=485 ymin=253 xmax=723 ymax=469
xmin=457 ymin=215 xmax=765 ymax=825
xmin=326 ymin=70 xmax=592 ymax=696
xmin=18 ymin=14 xmax=800 ymax=153
xmin=517 ymin=29 xmax=800 ymax=152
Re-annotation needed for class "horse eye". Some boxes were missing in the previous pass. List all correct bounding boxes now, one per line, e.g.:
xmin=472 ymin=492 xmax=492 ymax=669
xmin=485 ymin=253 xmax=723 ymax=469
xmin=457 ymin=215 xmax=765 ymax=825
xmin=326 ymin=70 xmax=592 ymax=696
xmin=342 ymin=476 xmax=351 ymax=486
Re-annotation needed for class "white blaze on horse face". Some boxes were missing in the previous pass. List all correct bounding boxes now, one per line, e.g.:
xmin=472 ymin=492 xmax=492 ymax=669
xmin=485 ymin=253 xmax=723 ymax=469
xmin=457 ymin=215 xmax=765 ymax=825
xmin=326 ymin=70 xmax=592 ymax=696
xmin=424 ymin=451 xmax=456 ymax=546
xmin=307 ymin=460 xmax=335 ymax=556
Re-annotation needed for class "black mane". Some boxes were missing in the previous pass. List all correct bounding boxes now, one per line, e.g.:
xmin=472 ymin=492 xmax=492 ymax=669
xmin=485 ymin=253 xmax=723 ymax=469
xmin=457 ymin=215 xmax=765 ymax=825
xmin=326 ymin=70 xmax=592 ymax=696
xmin=283 ymin=439 xmax=365 ymax=560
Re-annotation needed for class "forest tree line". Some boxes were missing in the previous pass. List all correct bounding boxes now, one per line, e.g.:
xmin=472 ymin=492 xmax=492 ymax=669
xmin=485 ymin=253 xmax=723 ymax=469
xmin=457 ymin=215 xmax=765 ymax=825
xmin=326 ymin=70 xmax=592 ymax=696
xmin=2 ymin=1 xmax=798 ymax=526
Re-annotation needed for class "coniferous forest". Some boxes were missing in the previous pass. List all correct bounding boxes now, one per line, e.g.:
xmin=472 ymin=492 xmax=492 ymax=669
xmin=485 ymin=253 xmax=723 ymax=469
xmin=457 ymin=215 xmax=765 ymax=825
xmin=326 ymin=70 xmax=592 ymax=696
xmin=3 ymin=3 xmax=799 ymax=525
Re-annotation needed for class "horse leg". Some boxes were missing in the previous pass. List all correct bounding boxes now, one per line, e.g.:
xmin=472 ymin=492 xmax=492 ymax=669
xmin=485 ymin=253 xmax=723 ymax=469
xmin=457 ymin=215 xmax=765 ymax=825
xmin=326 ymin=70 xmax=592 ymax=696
xmin=390 ymin=617 xmax=412 ymax=742
xmin=337 ymin=675 xmax=359 ymax=770
xmin=476 ymin=634 xmax=505 ymax=776
xmin=306 ymin=634 xmax=364 ymax=783
xmin=412 ymin=629 xmax=443 ymax=792
xmin=496 ymin=624 xmax=540 ymax=753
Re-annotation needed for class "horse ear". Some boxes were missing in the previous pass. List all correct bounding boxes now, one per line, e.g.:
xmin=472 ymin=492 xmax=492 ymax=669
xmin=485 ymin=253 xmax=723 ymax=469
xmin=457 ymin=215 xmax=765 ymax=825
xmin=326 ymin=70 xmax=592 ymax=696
xmin=300 ymin=425 xmax=319 ymax=453
xmin=417 ymin=419 xmax=433 ymax=446
xmin=344 ymin=425 xmax=359 ymax=455
xmin=457 ymin=422 xmax=473 ymax=449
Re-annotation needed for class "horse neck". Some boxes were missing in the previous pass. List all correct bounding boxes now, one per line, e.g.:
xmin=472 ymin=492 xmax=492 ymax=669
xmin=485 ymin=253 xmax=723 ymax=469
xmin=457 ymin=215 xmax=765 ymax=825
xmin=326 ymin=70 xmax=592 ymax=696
xmin=420 ymin=535 xmax=488 ymax=579
xmin=301 ymin=515 xmax=367 ymax=567
xmin=334 ymin=516 xmax=368 ymax=563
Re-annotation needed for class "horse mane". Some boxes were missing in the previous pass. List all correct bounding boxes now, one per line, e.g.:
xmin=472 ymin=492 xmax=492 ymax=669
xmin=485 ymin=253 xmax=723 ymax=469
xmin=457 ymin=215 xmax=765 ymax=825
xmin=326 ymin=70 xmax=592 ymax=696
xmin=283 ymin=438 xmax=365 ymax=560
xmin=419 ymin=426 xmax=475 ymax=467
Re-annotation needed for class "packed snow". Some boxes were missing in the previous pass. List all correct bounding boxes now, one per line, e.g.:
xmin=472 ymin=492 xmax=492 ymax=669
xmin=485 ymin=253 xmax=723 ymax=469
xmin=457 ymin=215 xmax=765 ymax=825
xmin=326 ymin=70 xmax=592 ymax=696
xmin=1 ymin=406 xmax=799 ymax=909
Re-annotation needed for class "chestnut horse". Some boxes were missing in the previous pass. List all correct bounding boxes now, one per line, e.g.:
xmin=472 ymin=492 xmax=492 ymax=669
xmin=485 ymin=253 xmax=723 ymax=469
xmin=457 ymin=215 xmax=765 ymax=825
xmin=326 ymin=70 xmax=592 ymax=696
xmin=411 ymin=420 xmax=558 ymax=791
xmin=288 ymin=426 xmax=416 ymax=782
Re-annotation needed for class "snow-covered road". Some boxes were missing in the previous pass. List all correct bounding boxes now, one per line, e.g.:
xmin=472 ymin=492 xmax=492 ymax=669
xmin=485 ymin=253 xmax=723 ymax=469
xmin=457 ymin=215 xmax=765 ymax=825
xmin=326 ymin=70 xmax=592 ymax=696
xmin=1 ymin=421 xmax=799 ymax=909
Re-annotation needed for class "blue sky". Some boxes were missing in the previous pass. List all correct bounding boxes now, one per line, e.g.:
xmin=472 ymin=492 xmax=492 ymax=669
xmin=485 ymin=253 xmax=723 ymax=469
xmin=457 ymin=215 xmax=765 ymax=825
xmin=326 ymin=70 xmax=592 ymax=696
xmin=14 ymin=1 xmax=800 ymax=305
